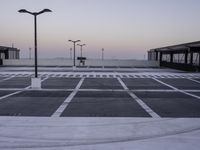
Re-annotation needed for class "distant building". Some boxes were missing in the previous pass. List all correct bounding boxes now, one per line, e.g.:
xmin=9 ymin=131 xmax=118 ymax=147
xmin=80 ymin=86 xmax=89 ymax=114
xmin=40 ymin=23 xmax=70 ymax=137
xmin=148 ymin=41 xmax=200 ymax=71
xmin=0 ymin=46 xmax=20 ymax=59
xmin=0 ymin=46 xmax=20 ymax=65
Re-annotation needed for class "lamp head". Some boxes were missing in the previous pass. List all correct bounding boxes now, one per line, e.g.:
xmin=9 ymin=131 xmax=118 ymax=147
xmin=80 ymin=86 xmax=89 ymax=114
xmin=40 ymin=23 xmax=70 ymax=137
xmin=37 ymin=9 xmax=52 ymax=15
xmin=18 ymin=9 xmax=29 ymax=13
xmin=43 ymin=9 xmax=52 ymax=12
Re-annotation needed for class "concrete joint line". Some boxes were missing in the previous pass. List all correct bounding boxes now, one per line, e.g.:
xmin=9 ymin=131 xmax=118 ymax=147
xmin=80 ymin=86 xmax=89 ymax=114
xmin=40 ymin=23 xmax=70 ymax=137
xmin=52 ymin=78 xmax=85 ymax=117
xmin=117 ymin=77 xmax=160 ymax=118
xmin=152 ymin=78 xmax=200 ymax=100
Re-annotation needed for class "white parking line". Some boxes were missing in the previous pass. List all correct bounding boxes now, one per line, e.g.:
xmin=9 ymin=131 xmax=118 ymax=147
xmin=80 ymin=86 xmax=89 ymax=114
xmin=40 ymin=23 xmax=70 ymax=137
xmin=0 ymin=76 xmax=15 ymax=83
xmin=0 ymin=91 xmax=22 ymax=100
xmin=152 ymin=78 xmax=200 ymax=100
xmin=51 ymin=78 xmax=85 ymax=117
xmin=117 ymin=77 xmax=160 ymax=118
xmin=0 ymin=77 xmax=49 ymax=101
xmin=187 ymin=78 xmax=200 ymax=84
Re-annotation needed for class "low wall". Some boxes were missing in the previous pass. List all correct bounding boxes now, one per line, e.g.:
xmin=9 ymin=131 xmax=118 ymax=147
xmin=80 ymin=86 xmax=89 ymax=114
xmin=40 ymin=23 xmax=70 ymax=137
xmin=160 ymin=61 xmax=200 ymax=72
xmin=2 ymin=59 xmax=159 ymax=67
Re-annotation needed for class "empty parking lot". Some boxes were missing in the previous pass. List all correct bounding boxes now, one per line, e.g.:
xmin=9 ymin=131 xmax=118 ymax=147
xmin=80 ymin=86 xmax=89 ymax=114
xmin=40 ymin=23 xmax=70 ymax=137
xmin=0 ymin=68 xmax=200 ymax=118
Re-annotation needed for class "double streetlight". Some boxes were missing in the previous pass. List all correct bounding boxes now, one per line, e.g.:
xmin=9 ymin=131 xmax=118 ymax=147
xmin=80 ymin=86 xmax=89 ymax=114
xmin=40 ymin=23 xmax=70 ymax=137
xmin=68 ymin=40 xmax=81 ymax=67
xmin=77 ymin=44 xmax=86 ymax=58
xmin=18 ymin=9 xmax=52 ymax=78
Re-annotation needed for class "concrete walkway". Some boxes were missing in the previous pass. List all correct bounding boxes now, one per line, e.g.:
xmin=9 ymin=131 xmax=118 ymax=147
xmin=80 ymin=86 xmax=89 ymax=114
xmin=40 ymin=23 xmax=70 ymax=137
xmin=0 ymin=117 xmax=200 ymax=149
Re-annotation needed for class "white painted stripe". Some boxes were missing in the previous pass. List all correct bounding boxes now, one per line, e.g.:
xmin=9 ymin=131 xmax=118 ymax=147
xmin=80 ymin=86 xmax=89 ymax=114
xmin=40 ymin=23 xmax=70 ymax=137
xmin=52 ymin=78 xmax=85 ymax=117
xmin=117 ymin=77 xmax=160 ymax=118
xmin=0 ymin=77 xmax=48 ymax=100
xmin=0 ymin=91 xmax=22 ymax=100
xmin=152 ymin=78 xmax=177 ymax=90
xmin=187 ymin=78 xmax=200 ymax=84
xmin=0 ymin=76 xmax=15 ymax=82
xmin=1 ymin=88 xmax=200 ymax=93
xmin=117 ymin=78 xmax=128 ymax=90
xmin=152 ymin=78 xmax=200 ymax=100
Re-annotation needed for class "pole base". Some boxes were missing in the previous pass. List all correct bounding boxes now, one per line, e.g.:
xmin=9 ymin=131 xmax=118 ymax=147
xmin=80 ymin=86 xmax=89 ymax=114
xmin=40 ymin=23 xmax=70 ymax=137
xmin=72 ymin=66 xmax=76 ymax=70
xmin=31 ymin=78 xmax=41 ymax=89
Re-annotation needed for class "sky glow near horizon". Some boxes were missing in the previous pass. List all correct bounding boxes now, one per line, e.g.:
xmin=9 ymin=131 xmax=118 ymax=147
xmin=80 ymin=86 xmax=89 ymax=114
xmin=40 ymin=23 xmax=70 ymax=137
xmin=0 ymin=0 xmax=200 ymax=59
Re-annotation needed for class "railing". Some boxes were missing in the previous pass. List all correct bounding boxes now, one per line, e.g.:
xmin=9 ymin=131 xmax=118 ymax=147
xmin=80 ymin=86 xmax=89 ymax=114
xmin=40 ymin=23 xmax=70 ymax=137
xmin=160 ymin=61 xmax=200 ymax=72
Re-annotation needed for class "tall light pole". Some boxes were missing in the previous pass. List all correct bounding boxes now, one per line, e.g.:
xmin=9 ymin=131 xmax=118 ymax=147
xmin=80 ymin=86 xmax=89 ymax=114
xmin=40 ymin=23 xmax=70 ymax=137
xmin=77 ymin=44 xmax=86 ymax=57
xmin=102 ymin=48 xmax=104 ymax=60
xmin=68 ymin=40 xmax=81 ymax=67
xmin=18 ymin=9 xmax=52 ymax=78
xmin=70 ymin=48 xmax=72 ymax=60
xmin=29 ymin=47 xmax=31 ymax=59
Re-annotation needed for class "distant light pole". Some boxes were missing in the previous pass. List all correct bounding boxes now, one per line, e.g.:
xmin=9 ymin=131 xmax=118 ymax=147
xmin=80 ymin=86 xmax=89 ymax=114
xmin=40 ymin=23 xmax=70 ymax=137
xmin=29 ymin=47 xmax=31 ymax=59
xmin=70 ymin=48 xmax=72 ymax=59
xmin=18 ymin=9 xmax=52 ymax=78
xmin=77 ymin=44 xmax=86 ymax=57
xmin=68 ymin=40 xmax=81 ymax=67
xmin=102 ymin=48 xmax=104 ymax=60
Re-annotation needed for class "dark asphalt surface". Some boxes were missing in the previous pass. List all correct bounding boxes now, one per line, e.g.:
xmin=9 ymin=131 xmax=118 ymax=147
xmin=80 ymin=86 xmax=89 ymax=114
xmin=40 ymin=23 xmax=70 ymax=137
xmin=0 ymin=77 xmax=6 ymax=80
xmin=122 ymin=78 xmax=171 ymax=89
xmin=0 ymin=90 xmax=17 ymax=97
xmin=61 ymin=91 xmax=150 ymax=117
xmin=80 ymin=78 xmax=123 ymax=89
xmin=0 ymin=91 xmax=70 ymax=116
xmin=42 ymin=77 xmax=81 ymax=89
xmin=159 ymin=78 xmax=200 ymax=90
xmin=0 ymin=76 xmax=200 ymax=117
xmin=0 ymin=77 xmax=31 ymax=88
xmin=134 ymin=91 xmax=200 ymax=117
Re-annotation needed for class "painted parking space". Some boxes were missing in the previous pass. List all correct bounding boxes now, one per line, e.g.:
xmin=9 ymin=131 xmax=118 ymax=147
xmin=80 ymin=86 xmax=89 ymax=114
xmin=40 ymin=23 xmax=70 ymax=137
xmin=0 ymin=91 xmax=71 ymax=116
xmin=42 ymin=77 xmax=81 ymax=89
xmin=61 ymin=91 xmax=151 ymax=117
xmin=0 ymin=77 xmax=31 ymax=88
xmin=121 ymin=78 xmax=171 ymax=89
xmin=80 ymin=78 xmax=123 ymax=89
xmin=158 ymin=78 xmax=200 ymax=90
xmin=134 ymin=91 xmax=200 ymax=117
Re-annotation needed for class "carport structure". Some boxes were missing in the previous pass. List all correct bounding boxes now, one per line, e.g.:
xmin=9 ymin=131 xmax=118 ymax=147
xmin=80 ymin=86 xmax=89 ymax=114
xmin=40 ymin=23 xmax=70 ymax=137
xmin=148 ymin=41 xmax=200 ymax=71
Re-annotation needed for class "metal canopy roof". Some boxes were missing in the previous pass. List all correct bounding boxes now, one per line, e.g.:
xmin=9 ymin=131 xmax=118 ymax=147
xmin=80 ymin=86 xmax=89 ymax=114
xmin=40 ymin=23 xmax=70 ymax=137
xmin=0 ymin=46 xmax=20 ymax=51
xmin=150 ymin=41 xmax=200 ymax=52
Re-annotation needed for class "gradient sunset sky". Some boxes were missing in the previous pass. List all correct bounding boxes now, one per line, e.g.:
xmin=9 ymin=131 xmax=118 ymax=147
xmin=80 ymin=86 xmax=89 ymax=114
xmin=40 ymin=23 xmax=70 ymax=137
xmin=1 ymin=0 xmax=200 ymax=59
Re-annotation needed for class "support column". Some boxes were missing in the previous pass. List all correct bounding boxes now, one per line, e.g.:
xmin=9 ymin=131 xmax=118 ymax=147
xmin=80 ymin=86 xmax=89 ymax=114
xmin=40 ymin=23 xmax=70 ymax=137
xmin=159 ymin=52 xmax=163 ymax=67
xmin=155 ymin=51 xmax=158 ymax=61
xmin=199 ymin=52 xmax=200 ymax=67
xmin=185 ymin=50 xmax=188 ymax=64
xmin=190 ymin=52 xmax=193 ymax=65
xmin=170 ymin=52 xmax=173 ymax=63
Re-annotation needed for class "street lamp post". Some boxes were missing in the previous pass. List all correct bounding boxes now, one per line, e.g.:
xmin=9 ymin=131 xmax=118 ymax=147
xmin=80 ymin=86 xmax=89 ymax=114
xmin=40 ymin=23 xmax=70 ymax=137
xmin=68 ymin=40 xmax=81 ymax=68
xmin=77 ymin=44 xmax=86 ymax=58
xmin=19 ymin=9 xmax=52 ymax=88
xmin=70 ymin=48 xmax=72 ymax=60
xmin=102 ymin=48 xmax=104 ymax=60
xmin=29 ymin=47 xmax=31 ymax=59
